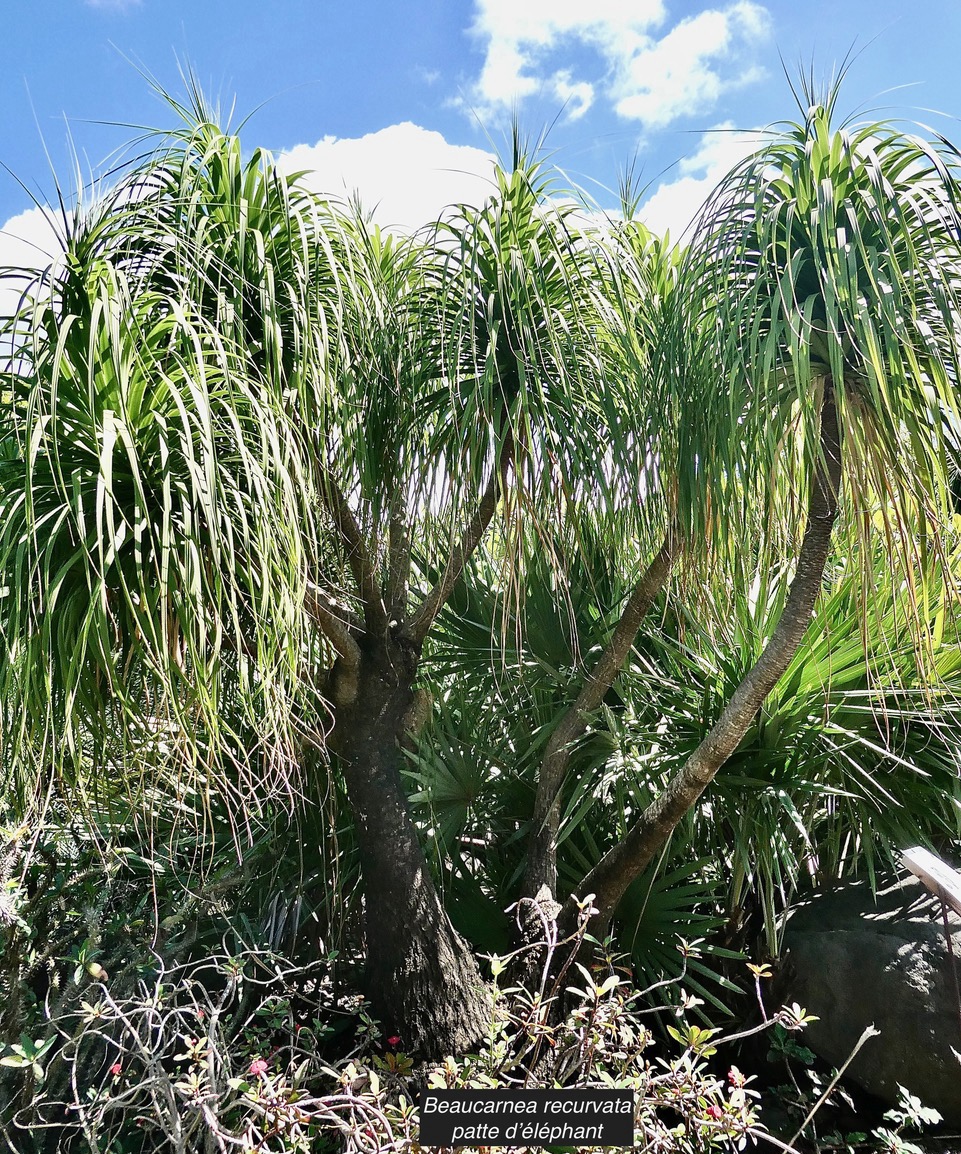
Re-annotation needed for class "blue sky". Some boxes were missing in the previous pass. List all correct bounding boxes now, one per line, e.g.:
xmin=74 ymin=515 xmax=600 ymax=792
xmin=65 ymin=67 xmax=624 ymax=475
xmin=1 ymin=0 xmax=958 ymax=275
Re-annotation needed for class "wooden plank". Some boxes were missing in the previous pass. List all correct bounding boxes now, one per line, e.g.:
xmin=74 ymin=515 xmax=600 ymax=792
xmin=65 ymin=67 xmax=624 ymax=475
xmin=902 ymin=846 xmax=961 ymax=918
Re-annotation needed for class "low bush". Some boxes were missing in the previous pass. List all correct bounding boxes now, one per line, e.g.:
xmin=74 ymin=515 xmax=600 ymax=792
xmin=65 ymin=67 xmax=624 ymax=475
xmin=2 ymin=884 xmax=815 ymax=1153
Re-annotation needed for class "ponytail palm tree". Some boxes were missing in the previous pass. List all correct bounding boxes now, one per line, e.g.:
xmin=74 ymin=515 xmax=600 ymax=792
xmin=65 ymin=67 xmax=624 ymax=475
xmin=5 ymin=76 xmax=961 ymax=1061
xmin=562 ymin=81 xmax=961 ymax=932
xmin=0 ymin=100 xmax=663 ymax=1054
xmin=310 ymin=154 xmax=669 ymax=1049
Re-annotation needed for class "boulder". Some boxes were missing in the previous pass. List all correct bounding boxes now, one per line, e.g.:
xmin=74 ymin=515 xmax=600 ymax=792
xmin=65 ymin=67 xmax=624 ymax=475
xmin=781 ymin=874 xmax=961 ymax=1126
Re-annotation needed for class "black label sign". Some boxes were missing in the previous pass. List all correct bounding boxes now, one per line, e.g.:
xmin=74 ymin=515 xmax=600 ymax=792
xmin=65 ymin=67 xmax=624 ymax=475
xmin=418 ymin=1088 xmax=634 ymax=1148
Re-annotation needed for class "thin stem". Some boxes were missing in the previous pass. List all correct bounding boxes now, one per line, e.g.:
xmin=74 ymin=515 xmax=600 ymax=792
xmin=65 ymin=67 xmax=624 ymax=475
xmin=403 ymin=432 xmax=514 ymax=647
xmin=789 ymin=1023 xmax=881 ymax=1145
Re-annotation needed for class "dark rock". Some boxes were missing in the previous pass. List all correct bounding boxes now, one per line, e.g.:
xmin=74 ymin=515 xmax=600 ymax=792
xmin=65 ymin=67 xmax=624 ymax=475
xmin=781 ymin=874 xmax=961 ymax=1126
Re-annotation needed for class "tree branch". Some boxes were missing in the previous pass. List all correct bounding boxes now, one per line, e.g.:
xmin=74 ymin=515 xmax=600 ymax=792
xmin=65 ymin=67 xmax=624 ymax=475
xmin=318 ymin=467 xmax=388 ymax=634
xmin=304 ymin=583 xmax=362 ymax=668
xmin=524 ymin=527 xmax=679 ymax=898
xmin=402 ymin=433 xmax=514 ymax=647
xmin=571 ymin=381 xmax=843 ymax=931
xmin=386 ymin=488 xmax=413 ymax=620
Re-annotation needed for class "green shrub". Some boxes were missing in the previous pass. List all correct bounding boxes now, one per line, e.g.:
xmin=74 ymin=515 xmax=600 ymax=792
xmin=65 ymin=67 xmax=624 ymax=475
xmin=1 ymin=883 xmax=808 ymax=1153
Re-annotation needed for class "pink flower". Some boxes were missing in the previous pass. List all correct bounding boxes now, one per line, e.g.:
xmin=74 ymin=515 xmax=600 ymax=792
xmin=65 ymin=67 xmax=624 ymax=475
xmin=109 ymin=1063 xmax=123 ymax=1077
xmin=706 ymin=1103 xmax=724 ymax=1120
xmin=387 ymin=1035 xmax=401 ymax=1048
xmin=248 ymin=1058 xmax=269 ymax=1076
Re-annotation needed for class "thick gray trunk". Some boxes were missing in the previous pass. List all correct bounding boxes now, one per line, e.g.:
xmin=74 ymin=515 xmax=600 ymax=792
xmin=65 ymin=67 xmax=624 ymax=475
xmin=332 ymin=635 xmax=491 ymax=1056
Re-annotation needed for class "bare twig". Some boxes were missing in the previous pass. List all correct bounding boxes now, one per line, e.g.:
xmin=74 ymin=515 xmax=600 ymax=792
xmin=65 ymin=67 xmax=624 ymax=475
xmin=788 ymin=1023 xmax=881 ymax=1146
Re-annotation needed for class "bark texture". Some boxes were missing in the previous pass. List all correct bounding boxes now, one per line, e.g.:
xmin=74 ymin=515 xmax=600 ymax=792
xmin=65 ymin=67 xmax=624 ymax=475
xmin=311 ymin=437 xmax=514 ymax=1057
xmin=331 ymin=632 xmax=492 ymax=1057
xmin=568 ymin=381 xmax=843 ymax=932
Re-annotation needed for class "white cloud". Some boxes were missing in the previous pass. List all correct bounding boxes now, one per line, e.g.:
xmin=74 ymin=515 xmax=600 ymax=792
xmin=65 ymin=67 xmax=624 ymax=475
xmin=467 ymin=0 xmax=770 ymax=127
xmin=477 ymin=41 xmax=540 ymax=107
xmin=552 ymin=72 xmax=594 ymax=120
xmin=469 ymin=0 xmax=664 ymax=111
xmin=472 ymin=0 xmax=667 ymax=50
xmin=613 ymin=5 xmax=768 ymax=127
xmin=0 ymin=124 xmax=495 ymax=321
xmin=277 ymin=122 xmax=497 ymax=233
xmin=0 ymin=205 xmax=60 ymax=267
xmin=640 ymin=122 xmax=767 ymax=240
xmin=0 ymin=205 xmax=61 ymax=319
